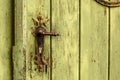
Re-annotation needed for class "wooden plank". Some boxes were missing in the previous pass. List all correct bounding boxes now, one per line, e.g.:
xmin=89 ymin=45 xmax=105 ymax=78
xmin=0 ymin=0 xmax=13 ymax=80
xmin=26 ymin=0 xmax=50 ymax=80
xmin=13 ymin=0 xmax=50 ymax=80
xmin=110 ymin=4 xmax=120 ymax=80
xmin=52 ymin=0 xmax=79 ymax=80
xmin=81 ymin=0 xmax=109 ymax=80
xmin=13 ymin=0 xmax=27 ymax=79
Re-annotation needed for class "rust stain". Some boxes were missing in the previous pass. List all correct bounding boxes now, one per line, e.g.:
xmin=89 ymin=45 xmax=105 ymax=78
xmin=23 ymin=48 xmax=26 ymax=79
xmin=30 ymin=52 xmax=33 ymax=78
xmin=32 ymin=15 xmax=59 ymax=72
xmin=104 ymin=8 xmax=107 ymax=16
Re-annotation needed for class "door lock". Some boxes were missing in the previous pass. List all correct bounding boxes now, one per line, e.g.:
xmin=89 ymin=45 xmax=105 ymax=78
xmin=32 ymin=15 xmax=59 ymax=72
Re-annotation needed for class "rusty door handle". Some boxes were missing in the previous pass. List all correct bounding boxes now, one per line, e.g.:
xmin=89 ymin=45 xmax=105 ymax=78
xmin=95 ymin=0 xmax=120 ymax=7
xmin=32 ymin=15 xmax=59 ymax=72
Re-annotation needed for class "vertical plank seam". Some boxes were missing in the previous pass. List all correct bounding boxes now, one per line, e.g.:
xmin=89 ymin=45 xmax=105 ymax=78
xmin=108 ymin=6 xmax=111 ymax=80
xmin=13 ymin=0 xmax=17 ymax=79
xmin=12 ymin=0 xmax=15 ymax=46
xmin=79 ymin=0 xmax=81 ymax=80
xmin=50 ymin=0 xmax=53 ymax=80
xmin=11 ymin=0 xmax=15 ymax=79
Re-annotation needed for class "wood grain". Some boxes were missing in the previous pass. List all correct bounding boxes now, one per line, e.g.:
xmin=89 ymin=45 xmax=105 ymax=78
xmin=0 ymin=0 xmax=13 ymax=80
xmin=81 ymin=0 xmax=109 ymax=80
xmin=13 ymin=0 xmax=27 ymax=79
xmin=110 ymin=2 xmax=120 ymax=80
xmin=52 ymin=0 xmax=79 ymax=80
xmin=26 ymin=0 xmax=50 ymax=80
xmin=13 ymin=0 xmax=50 ymax=80
xmin=13 ymin=0 xmax=120 ymax=80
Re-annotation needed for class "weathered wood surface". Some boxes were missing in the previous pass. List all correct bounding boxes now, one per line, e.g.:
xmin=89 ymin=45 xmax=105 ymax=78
xmin=52 ymin=0 xmax=79 ymax=80
xmin=14 ymin=0 xmax=80 ymax=80
xmin=0 ymin=0 xmax=13 ymax=80
xmin=26 ymin=0 xmax=50 ymax=80
xmin=110 ymin=0 xmax=120 ymax=79
xmin=13 ymin=0 xmax=120 ymax=80
xmin=13 ymin=0 xmax=50 ymax=80
xmin=81 ymin=0 xmax=109 ymax=80
xmin=13 ymin=0 xmax=27 ymax=79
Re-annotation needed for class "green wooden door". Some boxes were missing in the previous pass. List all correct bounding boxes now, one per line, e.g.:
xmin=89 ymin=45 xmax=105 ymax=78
xmin=1 ymin=0 xmax=120 ymax=80
xmin=13 ymin=0 xmax=79 ymax=80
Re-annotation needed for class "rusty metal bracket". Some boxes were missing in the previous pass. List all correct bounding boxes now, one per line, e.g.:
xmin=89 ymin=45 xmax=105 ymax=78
xmin=95 ymin=0 xmax=120 ymax=7
xmin=32 ymin=15 xmax=59 ymax=72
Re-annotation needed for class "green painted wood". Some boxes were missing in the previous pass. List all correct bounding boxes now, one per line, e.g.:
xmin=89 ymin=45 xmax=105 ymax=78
xmin=26 ymin=0 xmax=50 ymax=80
xmin=13 ymin=0 xmax=27 ymax=79
xmin=81 ymin=0 xmax=109 ymax=80
xmin=0 ymin=0 xmax=13 ymax=80
xmin=13 ymin=0 xmax=120 ymax=80
xmin=52 ymin=0 xmax=79 ymax=80
xmin=13 ymin=0 xmax=50 ymax=80
xmin=110 ymin=5 xmax=120 ymax=80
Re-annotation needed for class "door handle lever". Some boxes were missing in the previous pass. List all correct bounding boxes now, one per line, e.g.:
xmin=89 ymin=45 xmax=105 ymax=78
xmin=32 ymin=15 xmax=59 ymax=72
